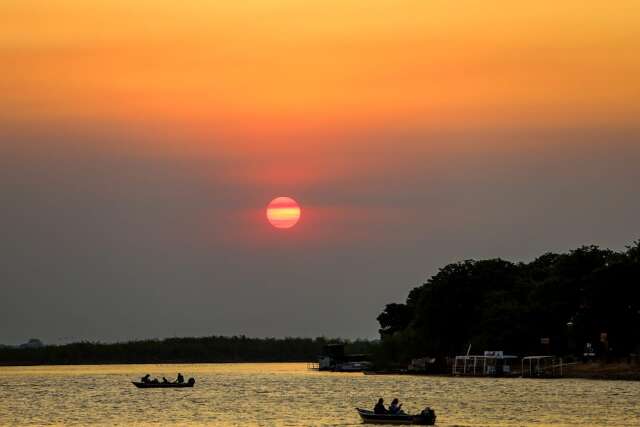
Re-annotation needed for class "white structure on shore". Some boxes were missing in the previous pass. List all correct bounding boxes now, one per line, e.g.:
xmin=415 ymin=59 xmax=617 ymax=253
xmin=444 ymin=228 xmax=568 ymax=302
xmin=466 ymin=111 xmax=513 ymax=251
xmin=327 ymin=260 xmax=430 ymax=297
xmin=453 ymin=350 xmax=518 ymax=376
xmin=521 ymin=355 xmax=565 ymax=377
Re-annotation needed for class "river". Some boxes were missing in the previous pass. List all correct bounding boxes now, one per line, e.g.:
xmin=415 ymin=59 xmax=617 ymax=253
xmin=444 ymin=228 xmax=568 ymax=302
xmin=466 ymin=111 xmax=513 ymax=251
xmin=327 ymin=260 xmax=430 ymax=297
xmin=0 ymin=363 xmax=638 ymax=426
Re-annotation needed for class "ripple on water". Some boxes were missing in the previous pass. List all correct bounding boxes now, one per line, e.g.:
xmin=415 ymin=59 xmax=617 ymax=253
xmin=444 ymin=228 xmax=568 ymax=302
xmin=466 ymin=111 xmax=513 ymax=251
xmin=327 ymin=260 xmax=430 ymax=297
xmin=0 ymin=363 xmax=639 ymax=426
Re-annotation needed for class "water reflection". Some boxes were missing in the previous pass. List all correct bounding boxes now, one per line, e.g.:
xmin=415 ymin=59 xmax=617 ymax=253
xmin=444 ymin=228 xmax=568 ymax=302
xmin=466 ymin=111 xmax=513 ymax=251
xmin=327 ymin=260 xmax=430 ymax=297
xmin=0 ymin=363 xmax=638 ymax=426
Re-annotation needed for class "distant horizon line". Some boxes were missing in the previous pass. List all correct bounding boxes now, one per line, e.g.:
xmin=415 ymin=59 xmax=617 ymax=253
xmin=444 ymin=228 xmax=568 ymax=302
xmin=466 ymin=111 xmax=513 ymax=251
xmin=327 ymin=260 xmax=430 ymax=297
xmin=1 ymin=334 xmax=380 ymax=348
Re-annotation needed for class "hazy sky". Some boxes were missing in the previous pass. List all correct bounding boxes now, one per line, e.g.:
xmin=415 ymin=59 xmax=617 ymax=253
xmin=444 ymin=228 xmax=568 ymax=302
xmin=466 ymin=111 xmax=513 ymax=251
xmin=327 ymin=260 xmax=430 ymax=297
xmin=1 ymin=1 xmax=639 ymax=344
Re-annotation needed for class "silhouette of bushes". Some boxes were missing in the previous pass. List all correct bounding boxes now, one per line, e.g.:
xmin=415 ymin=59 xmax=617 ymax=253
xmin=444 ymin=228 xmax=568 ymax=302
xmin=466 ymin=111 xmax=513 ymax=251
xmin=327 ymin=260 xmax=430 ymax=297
xmin=0 ymin=336 xmax=377 ymax=365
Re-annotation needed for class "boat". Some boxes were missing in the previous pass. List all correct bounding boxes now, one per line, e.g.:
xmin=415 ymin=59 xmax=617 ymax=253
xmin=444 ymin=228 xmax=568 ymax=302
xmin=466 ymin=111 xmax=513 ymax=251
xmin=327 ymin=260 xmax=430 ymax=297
xmin=132 ymin=380 xmax=195 ymax=388
xmin=333 ymin=361 xmax=373 ymax=372
xmin=355 ymin=408 xmax=436 ymax=425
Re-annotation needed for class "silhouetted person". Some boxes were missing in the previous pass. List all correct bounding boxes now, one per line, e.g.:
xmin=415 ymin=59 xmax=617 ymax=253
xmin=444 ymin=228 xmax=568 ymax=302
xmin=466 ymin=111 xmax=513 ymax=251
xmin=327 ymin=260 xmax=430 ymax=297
xmin=389 ymin=398 xmax=403 ymax=414
xmin=187 ymin=377 xmax=195 ymax=386
xmin=151 ymin=378 xmax=159 ymax=384
xmin=162 ymin=377 xmax=169 ymax=384
xmin=175 ymin=373 xmax=184 ymax=384
xmin=374 ymin=398 xmax=387 ymax=414
xmin=141 ymin=374 xmax=151 ymax=383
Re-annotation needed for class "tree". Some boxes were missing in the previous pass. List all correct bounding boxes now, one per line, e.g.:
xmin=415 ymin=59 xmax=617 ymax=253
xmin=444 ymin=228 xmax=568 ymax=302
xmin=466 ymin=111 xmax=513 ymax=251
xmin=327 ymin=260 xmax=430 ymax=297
xmin=376 ymin=241 xmax=640 ymax=363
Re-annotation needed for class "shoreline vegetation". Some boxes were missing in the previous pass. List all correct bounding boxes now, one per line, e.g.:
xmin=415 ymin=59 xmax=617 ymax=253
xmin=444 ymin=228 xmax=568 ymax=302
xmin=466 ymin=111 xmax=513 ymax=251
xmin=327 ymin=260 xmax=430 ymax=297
xmin=0 ymin=336 xmax=375 ymax=366
xmin=371 ymin=240 xmax=640 ymax=381
xmin=2 ymin=242 xmax=638 ymax=381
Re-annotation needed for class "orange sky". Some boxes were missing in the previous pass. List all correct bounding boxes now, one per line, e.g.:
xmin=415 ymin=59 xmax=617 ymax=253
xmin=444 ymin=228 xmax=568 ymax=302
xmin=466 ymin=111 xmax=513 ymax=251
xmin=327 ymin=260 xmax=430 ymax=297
xmin=2 ymin=0 xmax=639 ymax=143
xmin=2 ymin=1 xmax=640 ymax=342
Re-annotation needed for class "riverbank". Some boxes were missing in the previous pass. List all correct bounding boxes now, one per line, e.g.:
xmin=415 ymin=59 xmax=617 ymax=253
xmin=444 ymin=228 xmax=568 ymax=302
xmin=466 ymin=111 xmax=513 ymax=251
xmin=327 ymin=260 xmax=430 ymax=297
xmin=566 ymin=362 xmax=640 ymax=381
xmin=365 ymin=361 xmax=640 ymax=381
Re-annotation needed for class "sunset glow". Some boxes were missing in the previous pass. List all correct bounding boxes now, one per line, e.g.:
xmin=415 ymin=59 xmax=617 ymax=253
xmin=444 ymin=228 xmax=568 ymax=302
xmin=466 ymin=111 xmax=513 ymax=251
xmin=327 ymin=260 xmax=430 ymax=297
xmin=266 ymin=197 xmax=301 ymax=229
xmin=1 ymin=0 xmax=639 ymax=357
xmin=2 ymin=1 xmax=639 ymax=136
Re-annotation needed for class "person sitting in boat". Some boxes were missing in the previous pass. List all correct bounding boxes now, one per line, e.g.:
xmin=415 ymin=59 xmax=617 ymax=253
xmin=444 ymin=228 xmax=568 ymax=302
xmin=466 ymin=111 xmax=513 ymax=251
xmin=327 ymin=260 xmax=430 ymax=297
xmin=141 ymin=374 xmax=151 ymax=383
xmin=388 ymin=398 xmax=403 ymax=414
xmin=374 ymin=398 xmax=387 ymax=414
xmin=175 ymin=373 xmax=185 ymax=384
xmin=150 ymin=378 xmax=159 ymax=384
xmin=162 ymin=377 xmax=170 ymax=384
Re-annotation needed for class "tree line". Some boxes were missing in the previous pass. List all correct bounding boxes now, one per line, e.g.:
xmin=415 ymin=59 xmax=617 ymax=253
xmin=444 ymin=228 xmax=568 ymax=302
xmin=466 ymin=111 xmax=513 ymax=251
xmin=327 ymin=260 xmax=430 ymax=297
xmin=0 ymin=336 xmax=376 ymax=366
xmin=376 ymin=241 xmax=640 ymax=366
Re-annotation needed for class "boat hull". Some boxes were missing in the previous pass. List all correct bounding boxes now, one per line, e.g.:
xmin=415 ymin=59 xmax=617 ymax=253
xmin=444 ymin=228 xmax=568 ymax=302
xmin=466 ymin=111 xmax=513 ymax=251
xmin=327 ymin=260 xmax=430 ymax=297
xmin=356 ymin=408 xmax=436 ymax=425
xmin=132 ymin=381 xmax=194 ymax=388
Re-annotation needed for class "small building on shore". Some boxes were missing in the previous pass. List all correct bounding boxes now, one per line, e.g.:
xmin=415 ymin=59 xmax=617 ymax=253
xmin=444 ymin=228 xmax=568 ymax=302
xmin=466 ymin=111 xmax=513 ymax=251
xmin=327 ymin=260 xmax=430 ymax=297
xmin=316 ymin=343 xmax=372 ymax=372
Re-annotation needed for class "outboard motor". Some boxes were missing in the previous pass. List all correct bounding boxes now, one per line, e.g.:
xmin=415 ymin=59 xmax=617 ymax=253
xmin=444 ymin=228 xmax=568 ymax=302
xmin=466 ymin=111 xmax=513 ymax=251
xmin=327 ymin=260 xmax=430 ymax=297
xmin=418 ymin=407 xmax=436 ymax=425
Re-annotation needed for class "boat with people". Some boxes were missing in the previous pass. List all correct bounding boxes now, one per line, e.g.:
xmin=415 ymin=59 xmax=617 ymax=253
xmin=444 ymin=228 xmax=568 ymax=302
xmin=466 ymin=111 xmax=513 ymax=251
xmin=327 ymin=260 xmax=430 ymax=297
xmin=132 ymin=380 xmax=195 ymax=388
xmin=133 ymin=373 xmax=195 ymax=388
xmin=356 ymin=408 xmax=436 ymax=425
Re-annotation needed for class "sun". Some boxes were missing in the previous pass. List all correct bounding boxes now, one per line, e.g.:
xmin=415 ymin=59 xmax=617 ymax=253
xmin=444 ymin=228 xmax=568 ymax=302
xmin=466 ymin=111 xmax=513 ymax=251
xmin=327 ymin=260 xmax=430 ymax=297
xmin=266 ymin=197 xmax=301 ymax=229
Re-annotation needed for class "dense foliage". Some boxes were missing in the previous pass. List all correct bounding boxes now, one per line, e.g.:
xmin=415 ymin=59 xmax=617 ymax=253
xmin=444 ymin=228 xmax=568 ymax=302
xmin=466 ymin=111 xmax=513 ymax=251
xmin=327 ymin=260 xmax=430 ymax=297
xmin=0 ymin=336 xmax=376 ymax=366
xmin=377 ymin=242 xmax=640 ymax=364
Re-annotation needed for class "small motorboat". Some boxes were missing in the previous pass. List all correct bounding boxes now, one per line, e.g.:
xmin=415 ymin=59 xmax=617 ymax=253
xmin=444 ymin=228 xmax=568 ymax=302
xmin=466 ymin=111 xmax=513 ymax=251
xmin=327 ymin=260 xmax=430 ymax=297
xmin=132 ymin=378 xmax=195 ymax=388
xmin=356 ymin=408 xmax=436 ymax=425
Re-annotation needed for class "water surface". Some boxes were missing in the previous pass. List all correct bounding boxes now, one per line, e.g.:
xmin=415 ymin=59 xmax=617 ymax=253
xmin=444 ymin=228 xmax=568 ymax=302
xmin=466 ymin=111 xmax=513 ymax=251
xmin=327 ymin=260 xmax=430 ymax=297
xmin=0 ymin=363 xmax=638 ymax=426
